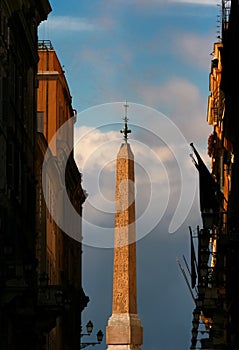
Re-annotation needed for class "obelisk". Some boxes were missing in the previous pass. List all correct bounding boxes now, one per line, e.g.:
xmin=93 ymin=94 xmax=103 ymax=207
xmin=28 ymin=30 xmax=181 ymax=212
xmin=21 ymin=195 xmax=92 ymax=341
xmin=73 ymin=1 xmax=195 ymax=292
xmin=106 ymin=102 xmax=143 ymax=350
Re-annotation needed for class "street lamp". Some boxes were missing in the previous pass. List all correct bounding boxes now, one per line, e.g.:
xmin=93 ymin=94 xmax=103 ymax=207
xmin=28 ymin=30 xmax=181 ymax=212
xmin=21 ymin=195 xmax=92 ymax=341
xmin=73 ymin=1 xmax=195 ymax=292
xmin=80 ymin=321 xmax=104 ymax=349
xmin=86 ymin=321 xmax=93 ymax=334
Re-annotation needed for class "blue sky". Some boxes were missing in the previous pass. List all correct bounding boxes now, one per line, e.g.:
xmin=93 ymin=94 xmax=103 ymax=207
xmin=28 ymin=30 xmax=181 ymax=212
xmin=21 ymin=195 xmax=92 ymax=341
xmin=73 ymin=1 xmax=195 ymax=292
xmin=39 ymin=1 xmax=219 ymax=349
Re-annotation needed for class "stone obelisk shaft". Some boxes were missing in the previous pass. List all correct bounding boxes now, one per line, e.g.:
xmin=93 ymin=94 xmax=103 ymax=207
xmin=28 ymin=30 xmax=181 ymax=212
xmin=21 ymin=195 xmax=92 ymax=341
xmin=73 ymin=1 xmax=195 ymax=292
xmin=106 ymin=142 xmax=143 ymax=350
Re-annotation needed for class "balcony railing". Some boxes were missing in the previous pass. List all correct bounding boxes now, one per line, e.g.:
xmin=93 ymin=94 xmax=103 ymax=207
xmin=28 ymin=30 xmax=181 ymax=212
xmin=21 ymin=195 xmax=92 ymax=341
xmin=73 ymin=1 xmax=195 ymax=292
xmin=38 ymin=40 xmax=54 ymax=50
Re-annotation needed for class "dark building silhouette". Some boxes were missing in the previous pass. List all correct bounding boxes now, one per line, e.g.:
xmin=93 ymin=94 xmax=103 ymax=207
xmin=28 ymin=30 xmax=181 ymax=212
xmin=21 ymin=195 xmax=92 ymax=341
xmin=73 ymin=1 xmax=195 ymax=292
xmin=0 ymin=3 xmax=89 ymax=350
xmin=188 ymin=1 xmax=239 ymax=349
xmin=0 ymin=1 xmax=51 ymax=348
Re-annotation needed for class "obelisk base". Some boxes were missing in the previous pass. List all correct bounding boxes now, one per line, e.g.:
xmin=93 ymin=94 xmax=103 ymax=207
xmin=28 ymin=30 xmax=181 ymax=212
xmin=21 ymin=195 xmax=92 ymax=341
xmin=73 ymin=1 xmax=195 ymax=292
xmin=106 ymin=313 xmax=143 ymax=350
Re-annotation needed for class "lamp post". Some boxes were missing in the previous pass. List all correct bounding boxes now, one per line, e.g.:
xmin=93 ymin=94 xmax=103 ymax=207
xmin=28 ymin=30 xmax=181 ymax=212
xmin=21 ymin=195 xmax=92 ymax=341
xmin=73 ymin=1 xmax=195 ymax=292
xmin=80 ymin=321 xmax=103 ymax=349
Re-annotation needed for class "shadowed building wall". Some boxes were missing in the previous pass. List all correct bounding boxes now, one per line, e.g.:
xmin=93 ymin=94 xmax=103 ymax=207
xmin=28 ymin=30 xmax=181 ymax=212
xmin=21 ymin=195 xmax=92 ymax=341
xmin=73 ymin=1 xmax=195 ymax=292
xmin=0 ymin=1 xmax=51 ymax=348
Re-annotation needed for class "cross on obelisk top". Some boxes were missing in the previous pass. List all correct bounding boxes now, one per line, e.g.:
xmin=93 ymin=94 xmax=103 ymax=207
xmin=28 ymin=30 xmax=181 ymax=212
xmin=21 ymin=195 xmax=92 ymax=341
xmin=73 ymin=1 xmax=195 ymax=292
xmin=120 ymin=100 xmax=131 ymax=142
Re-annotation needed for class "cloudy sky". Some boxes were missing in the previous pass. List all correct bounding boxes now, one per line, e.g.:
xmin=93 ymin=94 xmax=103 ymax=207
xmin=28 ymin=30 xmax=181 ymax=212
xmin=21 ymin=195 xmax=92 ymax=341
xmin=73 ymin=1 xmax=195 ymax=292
xmin=39 ymin=1 xmax=219 ymax=349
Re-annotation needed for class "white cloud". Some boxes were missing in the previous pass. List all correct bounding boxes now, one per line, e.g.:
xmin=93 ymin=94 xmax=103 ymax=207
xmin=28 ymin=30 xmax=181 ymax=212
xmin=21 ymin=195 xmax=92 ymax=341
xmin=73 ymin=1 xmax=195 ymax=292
xmin=39 ymin=14 xmax=118 ymax=34
xmin=102 ymin=0 xmax=217 ymax=5
xmin=73 ymin=116 xmax=197 ymax=238
xmin=74 ymin=126 xmax=119 ymax=171
xmin=171 ymin=0 xmax=217 ymax=5
xmin=74 ymin=125 xmax=171 ymax=187
xmin=41 ymin=15 xmax=95 ymax=32
xmin=79 ymin=48 xmax=111 ymax=64
xmin=135 ymin=77 xmax=212 ymax=144
xmin=74 ymin=125 xmax=170 ymax=244
xmin=174 ymin=32 xmax=215 ymax=70
xmin=79 ymin=45 xmax=133 ymax=72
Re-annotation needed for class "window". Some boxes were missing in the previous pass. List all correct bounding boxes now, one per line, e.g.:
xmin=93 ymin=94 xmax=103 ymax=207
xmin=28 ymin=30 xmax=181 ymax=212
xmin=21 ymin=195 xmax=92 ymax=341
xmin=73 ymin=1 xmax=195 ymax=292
xmin=37 ymin=112 xmax=44 ymax=133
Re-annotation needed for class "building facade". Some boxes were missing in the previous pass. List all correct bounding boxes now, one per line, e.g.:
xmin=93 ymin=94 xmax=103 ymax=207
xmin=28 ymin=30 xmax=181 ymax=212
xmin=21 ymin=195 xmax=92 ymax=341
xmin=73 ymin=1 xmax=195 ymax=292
xmin=189 ymin=1 xmax=239 ymax=349
xmin=36 ymin=40 xmax=89 ymax=349
xmin=0 ymin=1 xmax=52 ymax=348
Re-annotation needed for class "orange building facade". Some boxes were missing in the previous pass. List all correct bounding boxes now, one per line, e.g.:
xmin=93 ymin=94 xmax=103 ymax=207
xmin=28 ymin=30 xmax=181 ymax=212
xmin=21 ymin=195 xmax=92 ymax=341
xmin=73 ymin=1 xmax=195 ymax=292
xmin=36 ymin=40 xmax=88 ymax=350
